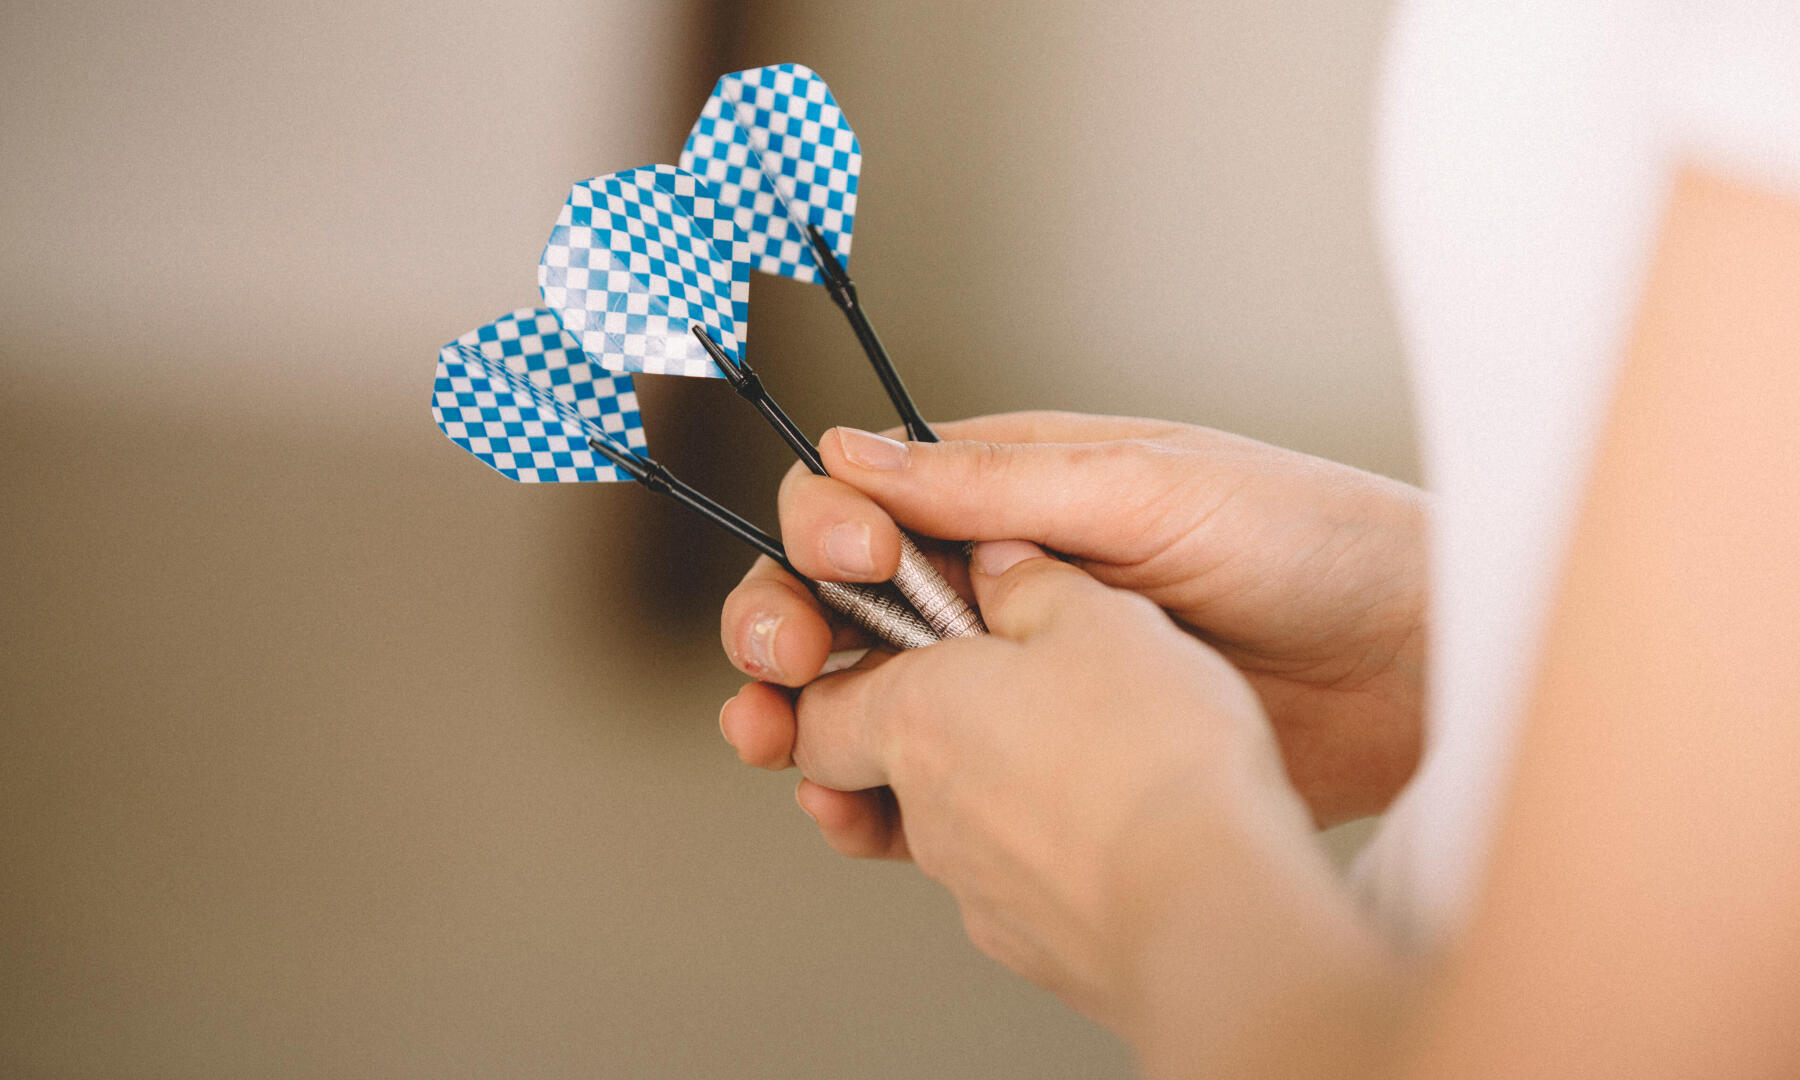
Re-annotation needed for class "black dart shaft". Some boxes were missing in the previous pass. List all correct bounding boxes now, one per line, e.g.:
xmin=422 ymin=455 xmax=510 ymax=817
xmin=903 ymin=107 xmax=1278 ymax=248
xmin=692 ymin=326 xmax=985 ymax=641
xmin=586 ymin=434 xmax=938 ymax=650
xmin=804 ymin=225 xmax=937 ymax=443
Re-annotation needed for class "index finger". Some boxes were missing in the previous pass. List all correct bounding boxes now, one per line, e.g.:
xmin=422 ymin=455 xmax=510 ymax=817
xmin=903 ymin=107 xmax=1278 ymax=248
xmin=927 ymin=410 xmax=1186 ymax=444
xmin=783 ymin=413 xmax=1180 ymax=486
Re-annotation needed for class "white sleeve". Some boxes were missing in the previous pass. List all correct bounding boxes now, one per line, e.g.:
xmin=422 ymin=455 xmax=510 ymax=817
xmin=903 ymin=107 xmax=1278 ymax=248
xmin=1668 ymin=3 xmax=1800 ymax=195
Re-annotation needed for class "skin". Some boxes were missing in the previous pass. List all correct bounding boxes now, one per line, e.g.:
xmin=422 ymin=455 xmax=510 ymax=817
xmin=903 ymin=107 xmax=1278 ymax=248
xmin=721 ymin=413 xmax=1428 ymax=827
xmin=716 ymin=167 xmax=1800 ymax=1076
xmin=1398 ymin=168 xmax=1800 ymax=1079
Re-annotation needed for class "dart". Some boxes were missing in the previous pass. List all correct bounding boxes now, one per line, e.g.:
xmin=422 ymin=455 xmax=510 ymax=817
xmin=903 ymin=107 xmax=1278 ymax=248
xmin=430 ymin=307 xmax=940 ymax=651
xmin=693 ymin=325 xmax=984 ymax=639
xmin=537 ymin=164 xmax=984 ymax=640
xmin=680 ymin=63 xmax=937 ymax=442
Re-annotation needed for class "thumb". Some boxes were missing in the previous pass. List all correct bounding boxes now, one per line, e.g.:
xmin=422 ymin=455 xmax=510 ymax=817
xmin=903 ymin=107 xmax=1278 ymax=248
xmin=966 ymin=539 xmax=1114 ymax=640
xmin=818 ymin=427 xmax=1160 ymax=555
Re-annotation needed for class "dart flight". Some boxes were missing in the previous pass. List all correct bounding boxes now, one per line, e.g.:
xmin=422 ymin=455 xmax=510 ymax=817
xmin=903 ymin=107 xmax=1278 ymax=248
xmin=681 ymin=64 xmax=934 ymax=441
xmin=680 ymin=62 xmax=860 ymax=285
xmin=432 ymin=307 xmax=647 ymax=483
xmin=431 ymin=309 xmax=940 ymax=651
xmin=538 ymin=164 xmax=749 ymax=380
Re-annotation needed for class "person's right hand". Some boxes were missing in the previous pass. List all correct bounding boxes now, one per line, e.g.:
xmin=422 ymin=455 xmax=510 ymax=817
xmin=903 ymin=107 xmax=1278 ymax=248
xmin=720 ymin=411 xmax=1427 ymax=826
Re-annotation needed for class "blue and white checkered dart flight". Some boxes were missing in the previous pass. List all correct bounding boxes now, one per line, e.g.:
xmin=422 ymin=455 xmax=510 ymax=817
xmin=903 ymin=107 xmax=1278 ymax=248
xmin=680 ymin=63 xmax=935 ymax=443
xmin=537 ymin=164 xmax=749 ymax=380
xmin=679 ymin=62 xmax=860 ymax=286
xmin=431 ymin=307 xmax=648 ymax=483
xmin=431 ymin=307 xmax=940 ymax=650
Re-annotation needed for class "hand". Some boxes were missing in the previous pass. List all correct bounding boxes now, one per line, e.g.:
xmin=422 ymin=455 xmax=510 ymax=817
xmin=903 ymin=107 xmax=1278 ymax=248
xmin=719 ymin=412 xmax=1426 ymax=825
xmin=770 ymin=537 xmax=1325 ymax=1028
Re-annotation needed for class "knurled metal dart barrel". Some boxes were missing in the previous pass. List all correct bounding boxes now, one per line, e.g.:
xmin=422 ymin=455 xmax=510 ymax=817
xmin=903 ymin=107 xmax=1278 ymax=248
xmin=695 ymin=326 xmax=985 ymax=641
xmin=584 ymin=436 xmax=939 ymax=650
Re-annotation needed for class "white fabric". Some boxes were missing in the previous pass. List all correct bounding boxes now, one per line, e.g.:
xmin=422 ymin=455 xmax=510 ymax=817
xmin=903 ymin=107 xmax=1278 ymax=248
xmin=1356 ymin=0 xmax=1800 ymax=948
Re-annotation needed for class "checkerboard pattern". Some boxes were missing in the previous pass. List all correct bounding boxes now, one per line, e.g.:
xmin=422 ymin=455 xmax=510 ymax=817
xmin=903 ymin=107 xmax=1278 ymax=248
xmin=431 ymin=308 xmax=647 ymax=483
xmin=679 ymin=63 xmax=861 ymax=285
xmin=538 ymin=164 xmax=751 ymax=379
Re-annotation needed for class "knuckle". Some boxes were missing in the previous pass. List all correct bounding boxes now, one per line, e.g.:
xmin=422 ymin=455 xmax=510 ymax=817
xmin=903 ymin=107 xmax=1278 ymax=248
xmin=907 ymin=829 xmax=947 ymax=883
xmin=986 ymin=565 xmax=1066 ymax=627
xmin=1062 ymin=436 xmax=1130 ymax=471
xmin=790 ymin=682 xmax=832 ymax=759
xmin=789 ymin=741 xmax=827 ymax=785
xmin=864 ymin=652 xmax=918 ymax=742
xmin=959 ymin=908 xmax=1008 ymax=963
xmin=789 ymin=740 xmax=819 ymax=778
xmin=960 ymin=439 xmax=1015 ymax=486
xmin=869 ymin=654 xmax=942 ymax=773
xmin=988 ymin=565 xmax=1038 ymax=607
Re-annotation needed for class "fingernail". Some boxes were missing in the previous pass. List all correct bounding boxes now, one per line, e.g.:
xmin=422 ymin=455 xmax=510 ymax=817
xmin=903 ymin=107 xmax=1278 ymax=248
xmin=718 ymin=698 xmax=736 ymax=744
xmin=837 ymin=427 xmax=909 ymax=470
xmin=745 ymin=613 xmax=783 ymax=678
xmin=972 ymin=539 xmax=1044 ymax=577
xmin=824 ymin=521 xmax=875 ymax=576
xmin=795 ymin=783 xmax=819 ymax=822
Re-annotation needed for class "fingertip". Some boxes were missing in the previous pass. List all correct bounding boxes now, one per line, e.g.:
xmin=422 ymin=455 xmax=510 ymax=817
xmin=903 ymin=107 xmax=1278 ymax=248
xmin=816 ymin=426 xmax=844 ymax=468
xmin=777 ymin=471 xmax=903 ymax=582
xmin=821 ymin=520 xmax=902 ymax=582
xmin=721 ymin=572 xmax=834 ymax=687
xmin=968 ymin=542 xmax=1099 ymax=640
xmin=970 ymin=539 xmax=1049 ymax=578
xmin=756 ymin=610 xmax=833 ymax=688
xmin=722 ymin=682 xmax=797 ymax=770
xmin=824 ymin=426 xmax=912 ymax=472
xmin=795 ymin=780 xmax=900 ymax=859
xmin=794 ymin=778 xmax=826 ymax=822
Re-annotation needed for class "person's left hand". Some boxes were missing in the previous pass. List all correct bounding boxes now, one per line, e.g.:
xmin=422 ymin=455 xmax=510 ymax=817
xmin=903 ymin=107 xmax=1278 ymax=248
xmin=752 ymin=536 xmax=1319 ymax=1027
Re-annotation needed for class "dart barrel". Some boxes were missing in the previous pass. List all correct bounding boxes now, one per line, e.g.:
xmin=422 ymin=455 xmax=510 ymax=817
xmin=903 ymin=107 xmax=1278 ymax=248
xmin=892 ymin=535 xmax=986 ymax=639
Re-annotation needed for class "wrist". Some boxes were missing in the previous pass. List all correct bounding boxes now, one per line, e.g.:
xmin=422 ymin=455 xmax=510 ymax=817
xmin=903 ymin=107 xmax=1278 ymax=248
xmin=1108 ymin=776 xmax=1409 ymax=1077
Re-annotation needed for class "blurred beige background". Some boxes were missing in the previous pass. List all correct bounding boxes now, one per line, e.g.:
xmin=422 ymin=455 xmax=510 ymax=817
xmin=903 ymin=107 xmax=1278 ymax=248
xmin=1 ymin=2 xmax=1409 ymax=1077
